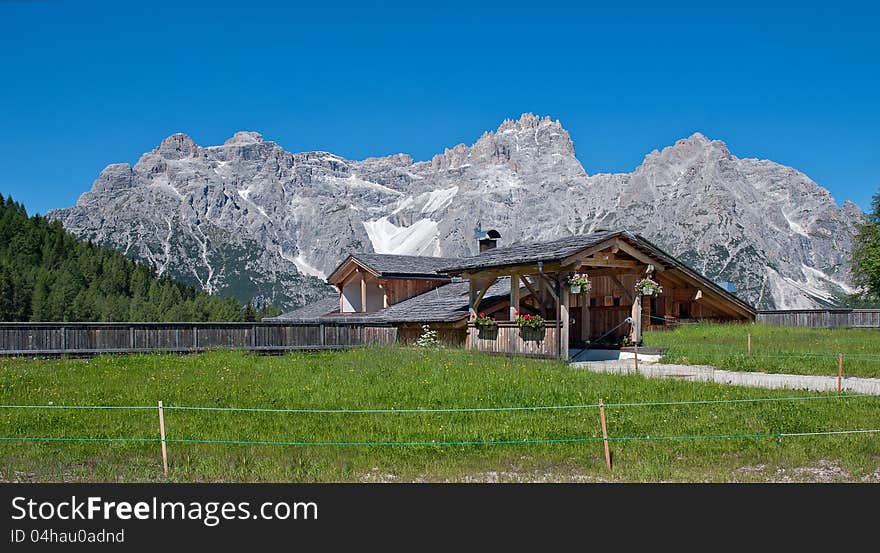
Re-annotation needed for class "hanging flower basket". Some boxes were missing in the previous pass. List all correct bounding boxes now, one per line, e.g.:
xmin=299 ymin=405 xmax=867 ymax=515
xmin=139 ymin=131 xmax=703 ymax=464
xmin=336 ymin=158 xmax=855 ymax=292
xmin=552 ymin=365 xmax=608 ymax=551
xmin=567 ymin=273 xmax=592 ymax=295
xmin=635 ymin=277 xmax=663 ymax=296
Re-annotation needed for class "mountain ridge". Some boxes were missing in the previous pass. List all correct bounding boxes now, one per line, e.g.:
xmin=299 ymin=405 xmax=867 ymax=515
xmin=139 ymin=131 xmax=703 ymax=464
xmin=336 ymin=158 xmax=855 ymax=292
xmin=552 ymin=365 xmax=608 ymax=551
xmin=48 ymin=113 xmax=864 ymax=310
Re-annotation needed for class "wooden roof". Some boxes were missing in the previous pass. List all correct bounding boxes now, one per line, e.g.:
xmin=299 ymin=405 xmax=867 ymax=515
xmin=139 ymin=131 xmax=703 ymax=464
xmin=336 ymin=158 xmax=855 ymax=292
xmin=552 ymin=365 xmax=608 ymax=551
xmin=440 ymin=230 xmax=677 ymax=272
xmin=441 ymin=230 xmax=754 ymax=316
xmin=326 ymin=253 xmax=459 ymax=284
xmin=268 ymin=278 xmax=515 ymax=324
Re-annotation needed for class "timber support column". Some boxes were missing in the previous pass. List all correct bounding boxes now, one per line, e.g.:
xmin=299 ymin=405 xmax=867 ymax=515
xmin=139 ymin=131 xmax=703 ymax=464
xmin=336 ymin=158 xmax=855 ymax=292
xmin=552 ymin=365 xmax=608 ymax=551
xmin=560 ymin=285 xmax=570 ymax=360
xmin=631 ymin=293 xmax=643 ymax=344
xmin=467 ymin=279 xmax=476 ymax=350
xmin=509 ymin=272 xmax=520 ymax=320
xmin=581 ymin=292 xmax=590 ymax=342
xmin=360 ymin=273 xmax=367 ymax=313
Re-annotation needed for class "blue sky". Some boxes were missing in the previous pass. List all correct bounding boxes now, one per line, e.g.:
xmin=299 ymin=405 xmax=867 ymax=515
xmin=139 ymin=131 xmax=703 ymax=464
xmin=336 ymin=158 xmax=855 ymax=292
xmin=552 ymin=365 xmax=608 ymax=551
xmin=1 ymin=0 xmax=877 ymax=215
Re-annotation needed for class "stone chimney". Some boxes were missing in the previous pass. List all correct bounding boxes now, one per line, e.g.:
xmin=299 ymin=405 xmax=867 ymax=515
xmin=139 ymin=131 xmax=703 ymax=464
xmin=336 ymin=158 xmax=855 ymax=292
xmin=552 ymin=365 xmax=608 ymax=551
xmin=474 ymin=226 xmax=501 ymax=252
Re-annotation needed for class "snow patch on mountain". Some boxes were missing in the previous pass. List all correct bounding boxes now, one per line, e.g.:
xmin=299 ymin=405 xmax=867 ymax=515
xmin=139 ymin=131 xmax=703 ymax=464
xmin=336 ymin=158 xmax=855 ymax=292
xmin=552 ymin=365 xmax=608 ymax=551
xmin=363 ymin=217 xmax=440 ymax=256
xmin=420 ymin=186 xmax=458 ymax=215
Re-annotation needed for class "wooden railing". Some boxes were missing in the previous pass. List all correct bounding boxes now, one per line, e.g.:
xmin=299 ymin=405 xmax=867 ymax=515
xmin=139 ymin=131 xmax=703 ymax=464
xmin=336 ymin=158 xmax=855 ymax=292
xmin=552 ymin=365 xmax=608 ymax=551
xmin=467 ymin=322 xmax=561 ymax=359
xmin=756 ymin=309 xmax=880 ymax=329
xmin=0 ymin=322 xmax=398 ymax=356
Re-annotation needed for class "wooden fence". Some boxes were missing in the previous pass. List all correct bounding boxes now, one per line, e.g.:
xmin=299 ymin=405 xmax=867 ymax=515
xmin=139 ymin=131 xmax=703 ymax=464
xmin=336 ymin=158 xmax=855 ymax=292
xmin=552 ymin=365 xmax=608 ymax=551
xmin=467 ymin=322 xmax=561 ymax=359
xmin=756 ymin=309 xmax=880 ymax=329
xmin=0 ymin=322 xmax=398 ymax=356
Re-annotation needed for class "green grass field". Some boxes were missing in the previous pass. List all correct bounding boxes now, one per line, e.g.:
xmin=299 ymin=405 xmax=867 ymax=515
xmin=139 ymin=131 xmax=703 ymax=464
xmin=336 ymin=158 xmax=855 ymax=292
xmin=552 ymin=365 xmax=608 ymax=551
xmin=1 ymin=347 xmax=878 ymax=482
xmin=644 ymin=323 xmax=880 ymax=378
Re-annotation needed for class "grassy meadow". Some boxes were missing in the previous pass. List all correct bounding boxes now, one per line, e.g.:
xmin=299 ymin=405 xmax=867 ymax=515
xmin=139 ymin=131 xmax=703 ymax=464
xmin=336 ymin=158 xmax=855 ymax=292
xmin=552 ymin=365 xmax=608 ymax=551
xmin=644 ymin=323 xmax=880 ymax=378
xmin=0 ymin=347 xmax=878 ymax=483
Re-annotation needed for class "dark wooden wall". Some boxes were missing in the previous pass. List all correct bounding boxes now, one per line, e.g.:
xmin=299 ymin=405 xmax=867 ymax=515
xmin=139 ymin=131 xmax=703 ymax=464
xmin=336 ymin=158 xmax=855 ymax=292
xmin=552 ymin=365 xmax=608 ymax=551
xmin=382 ymin=278 xmax=449 ymax=305
xmin=0 ymin=322 xmax=398 ymax=356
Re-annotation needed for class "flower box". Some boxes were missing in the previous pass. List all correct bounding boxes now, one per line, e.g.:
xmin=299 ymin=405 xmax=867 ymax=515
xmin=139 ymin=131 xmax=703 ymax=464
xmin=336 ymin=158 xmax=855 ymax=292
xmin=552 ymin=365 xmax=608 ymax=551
xmin=514 ymin=311 xmax=544 ymax=329
xmin=473 ymin=312 xmax=497 ymax=327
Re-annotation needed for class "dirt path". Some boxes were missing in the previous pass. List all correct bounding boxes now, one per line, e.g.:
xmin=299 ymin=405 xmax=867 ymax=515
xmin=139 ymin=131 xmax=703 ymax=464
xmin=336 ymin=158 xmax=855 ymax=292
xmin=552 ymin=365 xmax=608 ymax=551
xmin=570 ymin=360 xmax=880 ymax=395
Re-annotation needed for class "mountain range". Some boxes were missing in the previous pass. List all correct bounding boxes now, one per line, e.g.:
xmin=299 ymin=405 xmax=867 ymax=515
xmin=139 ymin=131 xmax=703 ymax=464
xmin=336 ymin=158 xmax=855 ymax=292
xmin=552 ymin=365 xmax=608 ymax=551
xmin=48 ymin=113 xmax=865 ymax=310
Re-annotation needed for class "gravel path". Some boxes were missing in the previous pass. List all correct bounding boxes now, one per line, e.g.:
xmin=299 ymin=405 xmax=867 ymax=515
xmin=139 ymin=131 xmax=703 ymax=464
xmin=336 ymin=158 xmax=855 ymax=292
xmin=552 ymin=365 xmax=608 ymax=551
xmin=570 ymin=360 xmax=880 ymax=395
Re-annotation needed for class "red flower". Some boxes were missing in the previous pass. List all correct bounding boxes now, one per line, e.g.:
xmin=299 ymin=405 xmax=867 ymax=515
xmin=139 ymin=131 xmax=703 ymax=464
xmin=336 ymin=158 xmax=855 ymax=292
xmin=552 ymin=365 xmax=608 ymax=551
xmin=478 ymin=312 xmax=485 ymax=317
xmin=491 ymin=317 xmax=496 ymax=321
xmin=514 ymin=311 xmax=519 ymax=316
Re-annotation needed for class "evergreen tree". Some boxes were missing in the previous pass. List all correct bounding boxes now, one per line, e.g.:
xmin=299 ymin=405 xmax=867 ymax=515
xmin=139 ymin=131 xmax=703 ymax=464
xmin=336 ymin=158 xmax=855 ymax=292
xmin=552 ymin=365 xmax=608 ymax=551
xmin=851 ymin=191 xmax=880 ymax=305
xmin=0 ymin=194 xmax=283 ymax=321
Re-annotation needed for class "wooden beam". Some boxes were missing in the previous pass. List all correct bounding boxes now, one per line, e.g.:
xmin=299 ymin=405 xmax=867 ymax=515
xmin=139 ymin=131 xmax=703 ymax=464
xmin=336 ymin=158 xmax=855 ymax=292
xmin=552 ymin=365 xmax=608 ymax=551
xmin=581 ymin=268 xmax=642 ymax=278
xmin=560 ymin=286 xmax=570 ymax=359
xmin=560 ymin=238 xmax=621 ymax=267
xmin=581 ymin=293 xmax=590 ymax=342
xmin=631 ymin=293 xmax=642 ymax=344
xmin=510 ymin=272 xmax=521 ymax=320
xmin=459 ymin=261 xmax=567 ymax=281
xmin=576 ymin=257 xmax=640 ymax=269
xmin=520 ymin=275 xmax=538 ymax=299
xmin=608 ymin=275 xmax=634 ymax=302
xmin=360 ymin=274 xmax=367 ymax=313
xmin=613 ymin=239 xmax=665 ymax=270
xmin=535 ymin=271 xmax=559 ymax=302
xmin=473 ymin=277 xmax=495 ymax=314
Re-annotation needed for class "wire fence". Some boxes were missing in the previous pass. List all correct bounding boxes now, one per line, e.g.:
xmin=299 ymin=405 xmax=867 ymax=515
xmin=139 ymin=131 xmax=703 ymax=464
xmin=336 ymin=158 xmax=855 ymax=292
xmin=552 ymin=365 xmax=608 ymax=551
xmin=1 ymin=394 xmax=878 ymax=474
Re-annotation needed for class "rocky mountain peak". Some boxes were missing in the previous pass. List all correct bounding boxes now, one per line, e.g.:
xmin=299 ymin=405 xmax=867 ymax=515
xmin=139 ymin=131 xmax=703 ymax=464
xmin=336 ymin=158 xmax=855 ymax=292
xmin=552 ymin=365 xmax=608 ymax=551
xmin=224 ymin=131 xmax=265 ymax=146
xmin=639 ymin=132 xmax=732 ymax=172
xmin=427 ymin=113 xmax=577 ymax=174
xmin=843 ymin=200 xmax=869 ymax=221
xmin=80 ymin=163 xmax=135 ymax=200
xmin=157 ymin=133 xmax=199 ymax=160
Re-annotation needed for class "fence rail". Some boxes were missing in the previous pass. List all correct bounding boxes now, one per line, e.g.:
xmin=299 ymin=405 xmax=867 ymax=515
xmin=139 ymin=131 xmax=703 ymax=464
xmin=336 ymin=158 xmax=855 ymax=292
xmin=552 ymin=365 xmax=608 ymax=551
xmin=756 ymin=309 xmax=880 ymax=329
xmin=0 ymin=322 xmax=398 ymax=356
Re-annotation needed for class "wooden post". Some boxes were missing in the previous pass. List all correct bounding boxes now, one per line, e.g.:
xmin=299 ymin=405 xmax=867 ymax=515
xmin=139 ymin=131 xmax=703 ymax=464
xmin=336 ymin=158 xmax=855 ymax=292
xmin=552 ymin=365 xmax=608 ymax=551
xmin=509 ymin=272 xmax=520 ymax=321
xmin=633 ymin=346 xmax=639 ymax=374
xmin=560 ymin=286 xmax=570 ymax=360
xmin=468 ymin=279 xmax=477 ymax=321
xmin=581 ymin=292 xmax=591 ymax=342
xmin=157 ymin=401 xmax=168 ymax=477
xmin=598 ymin=399 xmax=611 ymax=470
xmin=748 ymin=333 xmax=752 ymax=355
xmin=838 ymin=352 xmax=843 ymax=395
xmin=630 ymin=293 xmax=642 ymax=344
xmin=360 ymin=274 xmax=367 ymax=313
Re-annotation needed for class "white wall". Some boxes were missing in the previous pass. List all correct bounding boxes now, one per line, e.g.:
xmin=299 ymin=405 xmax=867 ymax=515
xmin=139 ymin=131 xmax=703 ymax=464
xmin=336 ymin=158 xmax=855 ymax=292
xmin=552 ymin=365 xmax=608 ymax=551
xmin=340 ymin=274 xmax=384 ymax=313
xmin=341 ymin=276 xmax=362 ymax=313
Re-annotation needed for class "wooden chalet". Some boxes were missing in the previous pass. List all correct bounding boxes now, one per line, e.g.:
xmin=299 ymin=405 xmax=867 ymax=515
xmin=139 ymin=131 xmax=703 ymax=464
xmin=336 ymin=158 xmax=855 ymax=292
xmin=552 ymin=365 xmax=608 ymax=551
xmin=270 ymin=230 xmax=756 ymax=359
